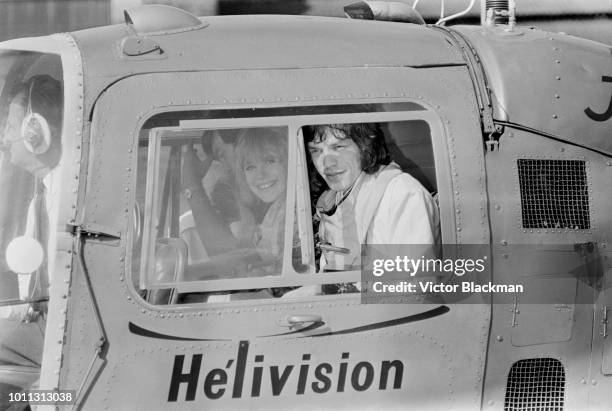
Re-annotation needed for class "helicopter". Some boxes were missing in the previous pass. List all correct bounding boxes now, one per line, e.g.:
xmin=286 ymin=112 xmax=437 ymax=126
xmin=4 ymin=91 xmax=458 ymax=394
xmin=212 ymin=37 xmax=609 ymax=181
xmin=0 ymin=0 xmax=610 ymax=409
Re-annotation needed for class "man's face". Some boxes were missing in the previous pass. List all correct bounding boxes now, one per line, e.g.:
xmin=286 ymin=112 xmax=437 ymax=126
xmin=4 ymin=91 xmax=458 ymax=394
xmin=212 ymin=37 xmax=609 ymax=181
xmin=3 ymin=100 xmax=25 ymax=146
xmin=307 ymin=127 xmax=362 ymax=191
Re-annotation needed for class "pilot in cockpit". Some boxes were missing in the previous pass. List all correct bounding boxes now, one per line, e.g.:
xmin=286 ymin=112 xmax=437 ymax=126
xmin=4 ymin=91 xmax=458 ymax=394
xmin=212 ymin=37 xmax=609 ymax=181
xmin=0 ymin=73 xmax=63 ymax=378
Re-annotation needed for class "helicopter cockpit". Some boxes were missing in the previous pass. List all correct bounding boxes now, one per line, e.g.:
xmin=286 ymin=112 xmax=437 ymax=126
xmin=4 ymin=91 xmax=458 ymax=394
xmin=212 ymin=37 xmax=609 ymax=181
xmin=0 ymin=48 xmax=64 ymax=396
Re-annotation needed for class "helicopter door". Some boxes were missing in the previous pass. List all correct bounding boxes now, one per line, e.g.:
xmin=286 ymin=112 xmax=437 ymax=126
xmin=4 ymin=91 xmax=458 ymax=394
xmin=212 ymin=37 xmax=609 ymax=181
xmin=71 ymin=66 xmax=490 ymax=409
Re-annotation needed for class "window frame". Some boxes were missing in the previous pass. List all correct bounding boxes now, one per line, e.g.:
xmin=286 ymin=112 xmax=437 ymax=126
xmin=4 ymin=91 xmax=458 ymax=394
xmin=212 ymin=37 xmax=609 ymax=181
xmin=0 ymin=35 xmax=86 ymax=396
xmin=134 ymin=109 xmax=452 ymax=296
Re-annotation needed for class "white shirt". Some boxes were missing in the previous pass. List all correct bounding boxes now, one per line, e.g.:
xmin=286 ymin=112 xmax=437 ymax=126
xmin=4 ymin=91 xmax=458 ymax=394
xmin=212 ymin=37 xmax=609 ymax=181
xmin=319 ymin=163 xmax=439 ymax=271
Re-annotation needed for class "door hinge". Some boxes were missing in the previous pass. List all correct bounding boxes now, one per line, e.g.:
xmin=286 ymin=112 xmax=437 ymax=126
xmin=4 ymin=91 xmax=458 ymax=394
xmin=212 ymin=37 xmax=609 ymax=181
xmin=67 ymin=223 xmax=121 ymax=243
xmin=486 ymin=123 xmax=505 ymax=151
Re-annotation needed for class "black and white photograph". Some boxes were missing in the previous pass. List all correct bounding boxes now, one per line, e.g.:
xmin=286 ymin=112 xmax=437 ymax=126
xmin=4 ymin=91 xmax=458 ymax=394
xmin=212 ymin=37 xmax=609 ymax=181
xmin=0 ymin=0 xmax=610 ymax=409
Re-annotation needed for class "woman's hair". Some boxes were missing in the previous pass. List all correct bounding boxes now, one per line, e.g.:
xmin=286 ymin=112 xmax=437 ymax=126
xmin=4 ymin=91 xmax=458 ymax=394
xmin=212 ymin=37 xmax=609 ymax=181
xmin=234 ymin=127 xmax=288 ymax=172
xmin=302 ymin=122 xmax=391 ymax=174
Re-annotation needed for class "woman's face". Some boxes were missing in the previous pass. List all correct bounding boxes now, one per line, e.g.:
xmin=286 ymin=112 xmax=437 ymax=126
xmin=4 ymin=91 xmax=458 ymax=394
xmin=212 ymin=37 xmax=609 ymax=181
xmin=243 ymin=149 xmax=286 ymax=203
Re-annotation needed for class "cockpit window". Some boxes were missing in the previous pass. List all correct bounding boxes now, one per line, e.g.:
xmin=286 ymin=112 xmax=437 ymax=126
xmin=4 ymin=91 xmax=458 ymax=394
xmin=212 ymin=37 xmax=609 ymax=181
xmin=0 ymin=49 xmax=63 ymax=400
xmin=132 ymin=107 xmax=440 ymax=304
xmin=134 ymin=126 xmax=298 ymax=304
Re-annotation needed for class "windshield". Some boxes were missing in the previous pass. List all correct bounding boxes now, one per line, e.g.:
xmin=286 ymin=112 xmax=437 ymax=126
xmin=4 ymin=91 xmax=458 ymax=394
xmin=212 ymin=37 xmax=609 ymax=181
xmin=0 ymin=49 xmax=63 ymax=398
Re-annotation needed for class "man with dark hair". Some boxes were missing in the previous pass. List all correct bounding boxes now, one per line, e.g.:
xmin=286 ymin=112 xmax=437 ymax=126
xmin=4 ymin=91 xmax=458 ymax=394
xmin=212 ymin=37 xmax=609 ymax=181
xmin=304 ymin=122 xmax=439 ymax=275
xmin=0 ymin=73 xmax=63 ymax=386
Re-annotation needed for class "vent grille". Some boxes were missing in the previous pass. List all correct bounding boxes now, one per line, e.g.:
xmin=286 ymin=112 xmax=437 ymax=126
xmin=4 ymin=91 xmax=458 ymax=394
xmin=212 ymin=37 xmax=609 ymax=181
xmin=504 ymin=358 xmax=565 ymax=411
xmin=517 ymin=159 xmax=589 ymax=230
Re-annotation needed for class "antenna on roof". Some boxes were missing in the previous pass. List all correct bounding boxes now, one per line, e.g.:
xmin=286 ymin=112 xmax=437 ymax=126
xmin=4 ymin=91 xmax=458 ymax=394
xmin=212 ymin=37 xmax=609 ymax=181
xmin=483 ymin=0 xmax=517 ymax=28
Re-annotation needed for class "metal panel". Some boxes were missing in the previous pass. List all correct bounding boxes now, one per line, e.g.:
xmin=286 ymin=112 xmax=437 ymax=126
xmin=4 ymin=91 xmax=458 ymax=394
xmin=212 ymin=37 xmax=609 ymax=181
xmin=69 ymin=14 xmax=466 ymax=118
xmin=456 ymin=25 xmax=612 ymax=156
xmin=602 ymin=261 xmax=612 ymax=375
xmin=481 ymin=126 xmax=611 ymax=410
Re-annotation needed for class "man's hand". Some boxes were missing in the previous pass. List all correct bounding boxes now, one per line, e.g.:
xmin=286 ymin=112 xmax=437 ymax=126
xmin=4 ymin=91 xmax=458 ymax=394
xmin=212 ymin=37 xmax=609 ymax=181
xmin=182 ymin=146 xmax=213 ymax=190
xmin=21 ymin=303 xmax=43 ymax=323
